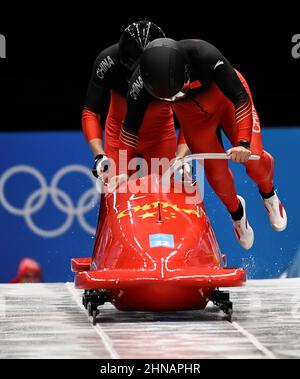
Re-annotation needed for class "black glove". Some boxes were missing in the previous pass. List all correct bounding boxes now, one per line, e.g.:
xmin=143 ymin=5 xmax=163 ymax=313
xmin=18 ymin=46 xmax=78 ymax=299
xmin=92 ymin=154 xmax=111 ymax=179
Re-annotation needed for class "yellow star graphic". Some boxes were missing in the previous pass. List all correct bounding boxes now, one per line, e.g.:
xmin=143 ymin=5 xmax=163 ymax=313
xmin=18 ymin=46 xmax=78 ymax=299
xmin=138 ymin=212 xmax=157 ymax=219
xmin=182 ymin=209 xmax=201 ymax=218
xmin=141 ymin=204 xmax=152 ymax=211
xmin=152 ymin=202 xmax=160 ymax=208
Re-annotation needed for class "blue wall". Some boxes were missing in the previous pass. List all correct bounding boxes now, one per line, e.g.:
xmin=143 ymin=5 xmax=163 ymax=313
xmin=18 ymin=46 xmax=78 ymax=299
xmin=0 ymin=128 xmax=299 ymax=282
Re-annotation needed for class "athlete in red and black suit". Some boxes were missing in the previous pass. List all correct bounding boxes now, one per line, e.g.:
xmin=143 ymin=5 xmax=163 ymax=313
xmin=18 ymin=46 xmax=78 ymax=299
xmin=120 ymin=38 xmax=287 ymax=249
xmin=82 ymin=22 xmax=188 ymax=179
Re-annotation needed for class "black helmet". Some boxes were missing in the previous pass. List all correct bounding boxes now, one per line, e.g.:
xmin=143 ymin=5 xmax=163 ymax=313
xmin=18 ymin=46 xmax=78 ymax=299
xmin=140 ymin=38 xmax=189 ymax=100
xmin=119 ymin=21 xmax=165 ymax=71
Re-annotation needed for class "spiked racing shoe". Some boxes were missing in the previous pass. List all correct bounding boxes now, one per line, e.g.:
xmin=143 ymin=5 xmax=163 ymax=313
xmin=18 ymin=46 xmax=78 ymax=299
xmin=263 ymin=192 xmax=287 ymax=232
xmin=232 ymin=195 xmax=254 ymax=250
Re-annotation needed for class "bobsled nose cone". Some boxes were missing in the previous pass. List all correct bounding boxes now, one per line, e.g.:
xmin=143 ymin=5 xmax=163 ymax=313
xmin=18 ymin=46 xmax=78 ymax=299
xmin=232 ymin=196 xmax=254 ymax=250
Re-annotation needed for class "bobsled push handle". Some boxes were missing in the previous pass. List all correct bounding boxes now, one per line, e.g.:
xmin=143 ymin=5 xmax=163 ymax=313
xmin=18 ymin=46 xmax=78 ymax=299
xmin=162 ymin=153 xmax=260 ymax=183
xmin=182 ymin=153 xmax=260 ymax=162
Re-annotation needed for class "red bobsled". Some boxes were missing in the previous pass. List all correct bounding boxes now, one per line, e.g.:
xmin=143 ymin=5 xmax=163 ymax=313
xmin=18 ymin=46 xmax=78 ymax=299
xmin=71 ymin=154 xmax=250 ymax=323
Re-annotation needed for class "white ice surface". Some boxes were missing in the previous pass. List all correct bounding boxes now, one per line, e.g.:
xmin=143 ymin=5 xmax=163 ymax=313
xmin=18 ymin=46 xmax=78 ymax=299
xmin=0 ymin=279 xmax=299 ymax=359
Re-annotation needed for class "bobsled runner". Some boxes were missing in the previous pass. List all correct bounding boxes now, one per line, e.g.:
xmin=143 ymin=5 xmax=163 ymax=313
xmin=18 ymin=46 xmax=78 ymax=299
xmin=71 ymin=153 xmax=259 ymax=324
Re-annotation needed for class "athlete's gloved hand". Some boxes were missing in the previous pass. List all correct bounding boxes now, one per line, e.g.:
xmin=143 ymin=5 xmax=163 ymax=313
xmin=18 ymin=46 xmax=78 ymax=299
xmin=227 ymin=146 xmax=251 ymax=163
xmin=174 ymin=157 xmax=193 ymax=179
xmin=92 ymin=154 xmax=111 ymax=179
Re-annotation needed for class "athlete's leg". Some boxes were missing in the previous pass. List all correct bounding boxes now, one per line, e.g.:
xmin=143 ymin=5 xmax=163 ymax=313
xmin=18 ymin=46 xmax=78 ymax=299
xmin=221 ymin=71 xmax=274 ymax=194
xmin=221 ymin=71 xmax=287 ymax=231
xmin=174 ymin=100 xmax=240 ymax=213
xmin=174 ymin=98 xmax=254 ymax=249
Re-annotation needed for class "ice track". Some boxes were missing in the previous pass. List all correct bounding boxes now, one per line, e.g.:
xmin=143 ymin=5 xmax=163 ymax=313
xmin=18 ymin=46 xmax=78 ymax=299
xmin=0 ymin=279 xmax=299 ymax=359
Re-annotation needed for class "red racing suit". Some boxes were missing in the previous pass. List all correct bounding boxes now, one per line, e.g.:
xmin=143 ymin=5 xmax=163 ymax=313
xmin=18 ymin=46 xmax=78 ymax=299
xmin=120 ymin=39 xmax=274 ymax=213
xmin=82 ymin=43 xmax=183 ymax=169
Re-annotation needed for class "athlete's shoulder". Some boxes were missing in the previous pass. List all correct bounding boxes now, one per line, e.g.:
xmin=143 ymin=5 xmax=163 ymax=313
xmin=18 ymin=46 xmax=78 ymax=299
xmin=179 ymin=39 xmax=222 ymax=55
xmin=179 ymin=39 xmax=225 ymax=72
xmin=95 ymin=43 xmax=119 ymax=61
xmin=92 ymin=43 xmax=120 ymax=80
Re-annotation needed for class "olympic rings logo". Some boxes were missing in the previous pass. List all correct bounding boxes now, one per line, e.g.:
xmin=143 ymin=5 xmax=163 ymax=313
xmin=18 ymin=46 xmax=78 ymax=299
xmin=0 ymin=165 xmax=98 ymax=238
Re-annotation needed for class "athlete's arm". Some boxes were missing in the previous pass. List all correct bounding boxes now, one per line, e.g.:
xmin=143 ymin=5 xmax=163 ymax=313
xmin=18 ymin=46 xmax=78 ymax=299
xmin=213 ymin=61 xmax=253 ymax=162
xmin=82 ymin=109 xmax=106 ymax=156
xmin=213 ymin=60 xmax=253 ymax=146
xmin=82 ymin=51 xmax=112 ymax=157
xmin=120 ymin=70 xmax=152 ymax=162
xmin=176 ymin=142 xmax=190 ymax=158
xmin=199 ymin=42 xmax=253 ymax=162
xmin=197 ymin=41 xmax=253 ymax=146
xmin=176 ymin=126 xmax=189 ymax=158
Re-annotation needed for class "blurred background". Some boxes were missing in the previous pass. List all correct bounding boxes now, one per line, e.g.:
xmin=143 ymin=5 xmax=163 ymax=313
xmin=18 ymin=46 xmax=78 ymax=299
xmin=0 ymin=6 xmax=299 ymax=282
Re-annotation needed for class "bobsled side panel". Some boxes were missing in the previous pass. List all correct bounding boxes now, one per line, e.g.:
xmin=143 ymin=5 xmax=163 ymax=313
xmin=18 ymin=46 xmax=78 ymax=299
xmin=75 ymin=267 xmax=246 ymax=290
xmin=91 ymin=179 xmax=223 ymax=272
xmin=71 ymin=258 xmax=91 ymax=272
